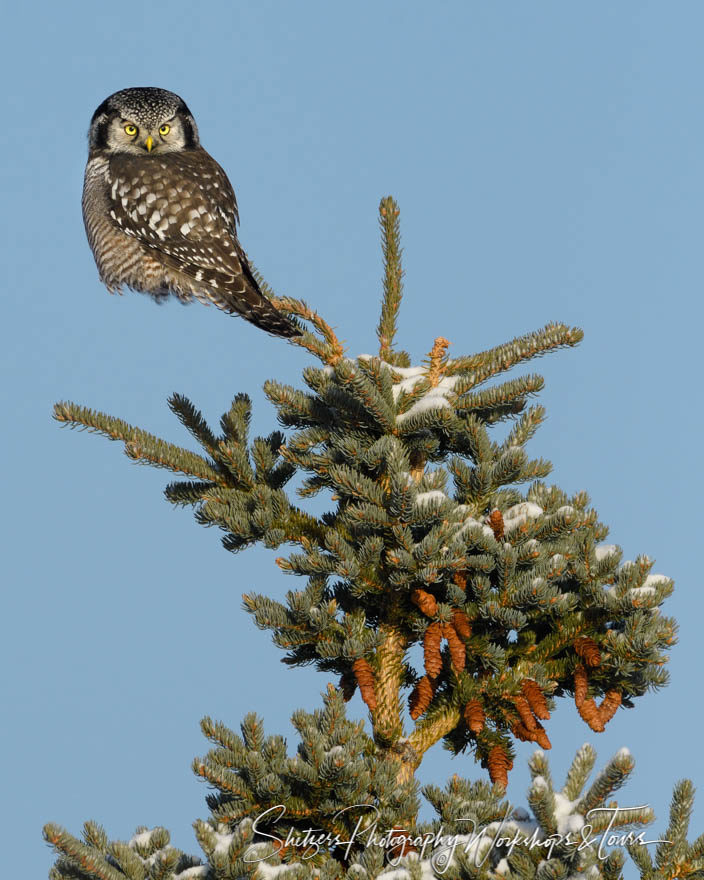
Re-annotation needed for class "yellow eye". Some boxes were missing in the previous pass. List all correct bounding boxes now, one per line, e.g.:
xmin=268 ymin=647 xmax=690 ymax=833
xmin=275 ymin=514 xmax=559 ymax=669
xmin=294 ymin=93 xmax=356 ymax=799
xmin=124 ymin=124 xmax=138 ymax=136
xmin=159 ymin=124 xmax=170 ymax=136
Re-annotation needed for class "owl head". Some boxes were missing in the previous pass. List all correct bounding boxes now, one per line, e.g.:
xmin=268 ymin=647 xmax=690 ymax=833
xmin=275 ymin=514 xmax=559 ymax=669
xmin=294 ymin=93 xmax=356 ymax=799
xmin=88 ymin=87 xmax=200 ymax=155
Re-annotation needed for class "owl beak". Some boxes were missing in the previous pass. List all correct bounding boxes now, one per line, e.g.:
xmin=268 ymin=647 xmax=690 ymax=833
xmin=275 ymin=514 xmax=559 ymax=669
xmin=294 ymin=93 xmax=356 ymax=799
xmin=144 ymin=135 xmax=155 ymax=152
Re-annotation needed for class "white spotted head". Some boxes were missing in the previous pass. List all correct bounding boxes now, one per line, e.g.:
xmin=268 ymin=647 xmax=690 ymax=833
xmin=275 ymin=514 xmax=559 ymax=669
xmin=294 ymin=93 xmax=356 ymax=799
xmin=88 ymin=87 xmax=200 ymax=156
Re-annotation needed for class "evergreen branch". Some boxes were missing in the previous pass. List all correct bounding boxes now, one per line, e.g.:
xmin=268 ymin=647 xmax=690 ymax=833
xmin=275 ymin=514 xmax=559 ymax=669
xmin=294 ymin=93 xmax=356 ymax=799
xmin=449 ymin=322 xmax=584 ymax=387
xmin=51 ymin=197 xmax=679 ymax=820
xmin=167 ymin=394 xmax=218 ymax=455
xmin=274 ymin=296 xmax=346 ymax=365
xmin=251 ymin=269 xmax=345 ymax=364
xmin=577 ymin=748 xmax=635 ymax=816
xmin=164 ymin=480 xmax=216 ymax=507
xmin=332 ymin=358 xmax=396 ymax=432
xmin=655 ymin=779 xmax=694 ymax=874
xmin=407 ymin=700 xmax=461 ymax=763
xmin=454 ymin=374 xmax=545 ymax=415
xmin=562 ymin=743 xmax=597 ymax=801
xmin=501 ymin=405 xmax=547 ymax=450
xmin=53 ymin=402 xmax=224 ymax=483
xmin=219 ymin=394 xmax=252 ymax=443
xmin=377 ymin=196 xmax=405 ymax=363
xmin=43 ymin=825 xmax=125 ymax=880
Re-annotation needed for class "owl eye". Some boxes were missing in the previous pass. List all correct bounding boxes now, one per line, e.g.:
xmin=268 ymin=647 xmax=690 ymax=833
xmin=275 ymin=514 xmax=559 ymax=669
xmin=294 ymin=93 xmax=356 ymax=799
xmin=124 ymin=124 xmax=138 ymax=136
xmin=159 ymin=124 xmax=170 ymax=136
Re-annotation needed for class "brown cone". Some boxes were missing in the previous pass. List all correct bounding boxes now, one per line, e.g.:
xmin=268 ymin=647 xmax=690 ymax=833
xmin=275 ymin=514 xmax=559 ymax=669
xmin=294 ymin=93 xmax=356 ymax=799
xmin=512 ymin=721 xmax=534 ymax=743
xmin=443 ymin=623 xmax=466 ymax=671
xmin=353 ymin=658 xmax=377 ymax=711
xmin=423 ymin=622 xmax=443 ymax=679
xmin=573 ymin=665 xmax=605 ymax=731
xmin=452 ymin=571 xmax=468 ymax=591
xmin=411 ymin=588 xmax=438 ymax=617
xmin=339 ymin=670 xmax=356 ymax=702
xmin=464 ymin=699 xmax=485 ymax=734
xmin=574 ymin=664 xmax=589 ymax=706
xmin=598 ymin=690 xmax=622 ymax=725
xmin=577 ymin=698 xmax=606 ymax=732
xmin=513 ymin=695 xmax=538 ymax=731
xmin=409 ymin=675 xmax=434 ymax=720
xmin=452 ymin=608 xmax=472 ymax=640
xmin=388 ymin=829 xmax=417 ymax=858
xmin=487 ymin=745 xmax=511 ymax=788
xmin=522 ymin=679 xmax=550 ymax=720
xmin=533 ymin=720 xmax=552 ymax=750
xmin=488 ymin=509 xmax=505 ymax=540
xmin=574 ymin=637 xmax=601 ymax=667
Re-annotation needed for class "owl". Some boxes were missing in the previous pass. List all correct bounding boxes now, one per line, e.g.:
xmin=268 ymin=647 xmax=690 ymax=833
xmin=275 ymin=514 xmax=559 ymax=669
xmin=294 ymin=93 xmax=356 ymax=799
xmin=82 ymin=87 xmax=300 ymax=338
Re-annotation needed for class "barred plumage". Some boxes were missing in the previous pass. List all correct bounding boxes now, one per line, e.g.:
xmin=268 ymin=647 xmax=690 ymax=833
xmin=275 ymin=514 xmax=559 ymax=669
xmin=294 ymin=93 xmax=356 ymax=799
xmin=83 ymin=87 xmax=300 ymax=338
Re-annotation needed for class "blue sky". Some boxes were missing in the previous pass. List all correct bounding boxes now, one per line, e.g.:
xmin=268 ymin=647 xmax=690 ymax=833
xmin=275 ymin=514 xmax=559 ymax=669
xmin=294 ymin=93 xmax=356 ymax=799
xmin=2 ymin=3 xmax=702 ymax=877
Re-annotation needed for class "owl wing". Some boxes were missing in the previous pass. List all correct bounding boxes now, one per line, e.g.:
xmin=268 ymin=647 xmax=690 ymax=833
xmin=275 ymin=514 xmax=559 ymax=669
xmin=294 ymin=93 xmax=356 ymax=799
xmin=105 ymin=150 xmax=300 ymax=337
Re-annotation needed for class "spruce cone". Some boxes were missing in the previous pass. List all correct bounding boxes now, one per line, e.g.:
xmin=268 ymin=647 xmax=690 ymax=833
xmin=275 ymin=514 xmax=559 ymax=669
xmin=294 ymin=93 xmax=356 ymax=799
xmin=599 ymin=690 xmax=622 ymax=725
xmin=411 ymin=588 xmax=438 ymax=617
xmin=409 ymin=675 xmax=434 ymax=720
xmin=512 ymin=721 xmax=534 ymax=743
xmin=577 ymin=697 xmax=606 ymax=732
xmin=353 ymin=658 xmax=377 ymax=711
xmin=512 ymin=719 xmax=551 ymax=749
xmin=513 ymin=695 xmax=538 ymax=731
xmin=522 ymin=679 xmax=550 ymax=720
xmin=574 ymin=664 xmax=589 ymax=706
xmin=388 ymin=829 xmax=417 ymax=858
xmin=533 ymin=721 xmax=552 ymax=750
xmin=443 ymin=623 xmax=466 ymax=670
xmin=452 ymin=608 xmax=472 ymax=640
xmin=423 ymin=622 xmax=443 ymax=679
xmin=452 ymin=571 xmax=468 ymax=592
xmin=574 ymin=666 xmax=605 ymax=731
xmin=487 ymin=745 xmax=511 ymax=788
xmin=574 ymin=636 xmax=601 ymax=667
xmin=488 ymin=509 xmax=504 ymax=540
xmin=339 ymin=670 xmax=356 ymax=702
xmin=464 ymin=699 xmax=485 ymax=733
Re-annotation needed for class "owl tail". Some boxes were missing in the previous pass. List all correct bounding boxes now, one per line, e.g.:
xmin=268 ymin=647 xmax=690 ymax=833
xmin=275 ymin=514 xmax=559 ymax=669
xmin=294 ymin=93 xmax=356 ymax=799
xmin=223 ymin=284 xmax=302 ymax=338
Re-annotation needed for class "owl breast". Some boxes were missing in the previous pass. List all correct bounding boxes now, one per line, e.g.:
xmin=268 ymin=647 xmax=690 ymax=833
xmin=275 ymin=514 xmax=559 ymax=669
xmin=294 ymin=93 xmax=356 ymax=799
xmin=82 ymin=156 xmax=174 ymax=298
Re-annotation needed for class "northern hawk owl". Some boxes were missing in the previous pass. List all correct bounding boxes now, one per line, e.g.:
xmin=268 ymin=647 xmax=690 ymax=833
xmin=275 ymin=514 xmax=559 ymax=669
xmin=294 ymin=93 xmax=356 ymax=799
xmin=82 ymin=87 xmax=300 ymax=338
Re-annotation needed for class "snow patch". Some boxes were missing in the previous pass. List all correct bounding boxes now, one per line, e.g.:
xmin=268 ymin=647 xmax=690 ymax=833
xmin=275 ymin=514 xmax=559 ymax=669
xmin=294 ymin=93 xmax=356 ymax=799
xmin=415 ymin=490 xmax=449 ymax=507
xmin=595 ymin=544 xmax=619 ymax=561
xmin=129 ymin=830 xmax=158 ymax=848
xmin=553 ymin=792 xmax=585 ymax=834
xmin=396 ymin=391 xmax=453 ymax=422
xmin=174 ymin=868 xmax=208 ymax=879
xmin=644 ymin=574 xmax=670 ymax=588
xmin=532 ymin=775 xmax=548 ymax=790
xmin=213 ymin=828 xmax=234 ymax=854
xmin=630 ymin=586 xmax=656 ymax=597
xmin=453 ymin=517 xmax=495 ymax=540
xmin=503 ymin=502 xmax=543 ymax=533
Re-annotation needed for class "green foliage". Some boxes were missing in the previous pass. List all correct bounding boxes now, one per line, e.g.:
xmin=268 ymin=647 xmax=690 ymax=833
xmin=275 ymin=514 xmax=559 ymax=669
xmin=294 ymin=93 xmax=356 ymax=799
xmin=47 ymin=196 xmax=694 ymax=880
xmin=53 ymin=276 xmax=676 ymax=769
xmin=44 ymin=728 xmax=677 ymax=880
xmin=627 ymin=779 xmax=704 ymax=880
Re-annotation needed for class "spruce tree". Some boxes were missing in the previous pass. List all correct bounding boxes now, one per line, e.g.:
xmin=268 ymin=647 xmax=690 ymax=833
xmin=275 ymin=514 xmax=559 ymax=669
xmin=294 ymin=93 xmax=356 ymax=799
xmin=45 ymin=197 xmax=699 ymax=880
